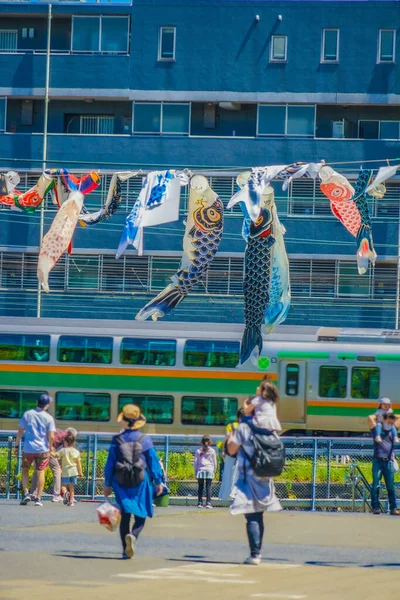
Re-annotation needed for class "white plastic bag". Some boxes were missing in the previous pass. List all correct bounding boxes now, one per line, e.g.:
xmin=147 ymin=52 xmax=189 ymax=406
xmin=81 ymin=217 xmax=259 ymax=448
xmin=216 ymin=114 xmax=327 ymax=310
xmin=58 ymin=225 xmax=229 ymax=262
xmin=392 ymin=458 xmax=399 ymax=473
xmin=97 ymin=501 xmax=121 ymax=532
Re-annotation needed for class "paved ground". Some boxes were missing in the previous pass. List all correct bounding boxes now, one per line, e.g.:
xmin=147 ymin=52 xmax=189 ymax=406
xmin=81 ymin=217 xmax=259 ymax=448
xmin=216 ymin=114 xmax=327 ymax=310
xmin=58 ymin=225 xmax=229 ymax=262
xmin=0 ymin=501 xmax=399 ymax=599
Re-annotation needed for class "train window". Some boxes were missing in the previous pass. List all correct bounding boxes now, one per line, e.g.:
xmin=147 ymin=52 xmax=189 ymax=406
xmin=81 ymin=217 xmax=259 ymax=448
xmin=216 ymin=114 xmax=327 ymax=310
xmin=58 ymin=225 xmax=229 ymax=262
xmin=351 ymin=367 xmax=379 ymax=399
xmin=55 ymin=392 xmax=111 ymax=421
xmin=0 ymin=334 xmax=50 ymax=362
xmin=118 ymin=394 xmax=174 ymax=424
xmin=0 ymin=390 xmax=46 ymax=419
xmin=184 ymin=340 xmax=239 ymax=368
xmin=319 ymin=366 xmax=347 ymax=398
xmin=286 ymin=364 xmax=300 ymax=396
xmin=181 ymin=396 xmax=238 ymax=425
xmin=120 ymin=338 xmax=176 ymax=366
xmin=57 ymin=336 xmax=113 ymax=364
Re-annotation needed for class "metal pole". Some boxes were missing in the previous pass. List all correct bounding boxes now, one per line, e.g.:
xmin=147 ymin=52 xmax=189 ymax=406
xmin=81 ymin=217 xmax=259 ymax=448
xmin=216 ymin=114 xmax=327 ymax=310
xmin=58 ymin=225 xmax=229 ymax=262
xmin=164 ymin=435 xmax=169 ymax=478
xmin=16 ymin=440 xmax=22 ymax=500
xmin=6 ymin=436 xmax=13 ymax=499
xmin=37 ymin=2 xmax=52 ymax=318
xmin=85 ymin=434 xmax=91 ymax=497
xmin=327 ymin=440 xmax=332 ymax=500
xmin=396 ymin=217 xmax=400 ymax=329
xmin=310 ymin=438 xmax=318 ymax=511
xmin=91 ymin=434 xmax=98 ymax=500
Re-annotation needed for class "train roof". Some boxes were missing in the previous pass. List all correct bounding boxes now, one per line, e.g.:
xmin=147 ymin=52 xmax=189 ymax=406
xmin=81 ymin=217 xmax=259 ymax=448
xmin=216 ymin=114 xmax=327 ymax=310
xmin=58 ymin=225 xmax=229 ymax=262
xmin=0 ymin=317 xmax=398 ymax=344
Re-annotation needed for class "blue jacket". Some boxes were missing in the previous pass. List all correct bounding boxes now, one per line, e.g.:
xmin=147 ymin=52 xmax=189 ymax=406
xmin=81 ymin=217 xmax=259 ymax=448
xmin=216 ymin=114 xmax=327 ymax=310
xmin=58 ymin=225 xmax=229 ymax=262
xmin=104 ymin=429 xmax=163 ymax=518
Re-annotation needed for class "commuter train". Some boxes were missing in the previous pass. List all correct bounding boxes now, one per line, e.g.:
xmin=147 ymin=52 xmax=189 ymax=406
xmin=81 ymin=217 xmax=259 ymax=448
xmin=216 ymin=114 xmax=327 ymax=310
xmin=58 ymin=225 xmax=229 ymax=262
xmin=0 ymin=317 xmax=398 ymax=436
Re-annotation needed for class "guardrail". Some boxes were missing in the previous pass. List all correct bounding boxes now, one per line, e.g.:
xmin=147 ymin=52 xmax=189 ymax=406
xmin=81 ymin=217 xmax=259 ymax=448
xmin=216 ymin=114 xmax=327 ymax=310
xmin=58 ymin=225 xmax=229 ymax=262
xmin=0 ymin=432 xmax=398 ymax=512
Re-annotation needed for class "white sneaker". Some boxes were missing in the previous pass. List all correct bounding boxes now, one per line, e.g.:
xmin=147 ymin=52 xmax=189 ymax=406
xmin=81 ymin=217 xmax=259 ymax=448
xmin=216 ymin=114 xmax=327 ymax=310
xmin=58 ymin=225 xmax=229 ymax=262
xmin=243 ymin=555 xmax=261 ymax=565
xmin=35 ymin=498 xmax=43 ymax=507
xmin=205 ymin=503 xmax=213 ymax=509
xmin=394 ymin=437 xmax=400 ymax=443
xmin=124 ymin=534 xmax=136 ymax=559
xmin=51 ymin=495 xmax=63 ymax=503
xmin=375 ymin=435 xmax=383 ymax=443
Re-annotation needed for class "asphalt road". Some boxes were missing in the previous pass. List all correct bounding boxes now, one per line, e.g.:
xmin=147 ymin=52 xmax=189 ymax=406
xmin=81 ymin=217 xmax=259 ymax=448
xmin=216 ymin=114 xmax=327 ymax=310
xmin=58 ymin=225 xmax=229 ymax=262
xmin=0 ymin=501 xmax=399 ymax=600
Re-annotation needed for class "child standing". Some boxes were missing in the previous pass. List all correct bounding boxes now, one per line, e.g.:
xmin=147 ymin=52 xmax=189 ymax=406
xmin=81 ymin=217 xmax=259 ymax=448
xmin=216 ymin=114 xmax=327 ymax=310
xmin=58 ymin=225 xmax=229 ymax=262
xmin=244 ymin=380 xmax=282 ymax=432
xmin=55 ymin=431 xmax=83 ymax=506
xmin=194 ymin=435 xmax=217 ymax=509
xmin=374 ymin=398 xmax=399 ymax=443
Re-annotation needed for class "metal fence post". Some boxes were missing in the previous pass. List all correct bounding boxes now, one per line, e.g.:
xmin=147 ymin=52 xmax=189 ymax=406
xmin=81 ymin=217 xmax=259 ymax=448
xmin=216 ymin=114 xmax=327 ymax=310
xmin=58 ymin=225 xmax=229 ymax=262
xmin=85 ymin=434 xmax=91 ymax=497
xmin=327 ymin=440 xmax=332 ymax=500
xmin=164 ymin=435 xmax=169 ymax=478
xmin=16 ymin=440 xmax=22 ymax=500
xmin=91 ymin=434 xmax=98 ymax=501
xmin=6 ymin=436 xmax=13 ymax=499
xmin=311 ymin=438 xmax=318 ymax=511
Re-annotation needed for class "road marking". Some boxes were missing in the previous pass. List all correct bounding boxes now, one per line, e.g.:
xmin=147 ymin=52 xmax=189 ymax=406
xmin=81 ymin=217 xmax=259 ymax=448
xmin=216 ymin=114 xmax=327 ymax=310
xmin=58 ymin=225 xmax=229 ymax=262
xmin=115 ymin=573 xmax=256 ymax=584
xmin=251 ymin=595 xmax=307 ymax=599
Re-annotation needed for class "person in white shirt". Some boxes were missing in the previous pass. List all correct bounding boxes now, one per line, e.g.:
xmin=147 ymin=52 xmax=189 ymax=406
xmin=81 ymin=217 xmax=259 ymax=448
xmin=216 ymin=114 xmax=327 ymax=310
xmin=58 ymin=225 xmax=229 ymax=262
xmin=244 ymin=379 xmax=281 ymax=432
xmin=14 ymin=394 xmax=56 ymax=507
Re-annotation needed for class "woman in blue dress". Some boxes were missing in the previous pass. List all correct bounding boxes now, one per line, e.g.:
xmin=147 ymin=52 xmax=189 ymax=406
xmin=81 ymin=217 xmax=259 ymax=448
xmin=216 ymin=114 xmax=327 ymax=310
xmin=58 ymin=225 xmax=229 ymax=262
xmin=104 ymin=404 xmax=164 ymax=559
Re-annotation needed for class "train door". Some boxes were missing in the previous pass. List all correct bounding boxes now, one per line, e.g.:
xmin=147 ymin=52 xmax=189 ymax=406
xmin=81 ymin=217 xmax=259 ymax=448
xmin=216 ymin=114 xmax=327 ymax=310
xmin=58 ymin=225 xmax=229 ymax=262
xmin=278 ymin=361 xmax=307 ymax=424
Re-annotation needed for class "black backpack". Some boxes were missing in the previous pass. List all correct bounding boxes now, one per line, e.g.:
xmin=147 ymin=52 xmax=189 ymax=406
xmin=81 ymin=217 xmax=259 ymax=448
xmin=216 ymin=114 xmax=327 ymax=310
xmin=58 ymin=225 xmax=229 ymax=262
xmin=243 ymin=423 xmax=285 ymax=478
xmin=114 ymin=433 xmax=146 ymax=488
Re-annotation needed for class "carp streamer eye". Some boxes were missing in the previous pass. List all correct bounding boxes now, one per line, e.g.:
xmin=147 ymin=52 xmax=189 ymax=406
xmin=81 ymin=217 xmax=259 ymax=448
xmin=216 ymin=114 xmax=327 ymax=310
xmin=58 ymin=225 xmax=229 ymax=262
xmin=205 ymin=208 xmax=221 ymax=222
xmin=255 ymin=215 xmax=264 ymax=226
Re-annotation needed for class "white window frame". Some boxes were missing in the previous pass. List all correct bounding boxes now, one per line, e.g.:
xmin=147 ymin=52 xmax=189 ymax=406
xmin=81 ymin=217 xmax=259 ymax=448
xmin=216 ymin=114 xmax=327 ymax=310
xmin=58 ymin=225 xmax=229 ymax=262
xmin=71 ymin=15 xmax=129 ymax=55
xmin=0 ymin=97 xmax=7 ymax=132
xmin=133 ymin=102 xmax=190 ymax=135
xmin=158 ymin=26 xmax=176 ymax=61
xmin=0 ymin=29 xmax=18 ymax=53
xmin=270 ymin=35 xmax=287 ymax=62
xmin=321 ymin=28 xmax=339 ymax=63
xmin=257 ymin=104 xmax=316 ymax=137
xmin=377 ymin=28 xmax=396 ymax=63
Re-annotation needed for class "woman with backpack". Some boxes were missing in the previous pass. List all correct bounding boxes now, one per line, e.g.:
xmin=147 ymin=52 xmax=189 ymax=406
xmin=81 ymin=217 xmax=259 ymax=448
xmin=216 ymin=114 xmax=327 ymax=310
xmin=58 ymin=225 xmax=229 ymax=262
xmin=104 ymin=404 xmax=164 ymax=559
xmin=227 ymin=388 xmax=283 ymax=565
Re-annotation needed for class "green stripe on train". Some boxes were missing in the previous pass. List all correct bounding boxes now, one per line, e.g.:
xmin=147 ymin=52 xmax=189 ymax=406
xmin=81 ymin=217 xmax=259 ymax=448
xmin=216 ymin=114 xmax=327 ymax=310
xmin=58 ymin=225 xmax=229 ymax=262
xmin=0 ymin=371 xmax=256 ymax=395
xmin=277 ymin=351 xmax=330 ymax=359
xmin=307 ymin=405 xmax=372 ymax=417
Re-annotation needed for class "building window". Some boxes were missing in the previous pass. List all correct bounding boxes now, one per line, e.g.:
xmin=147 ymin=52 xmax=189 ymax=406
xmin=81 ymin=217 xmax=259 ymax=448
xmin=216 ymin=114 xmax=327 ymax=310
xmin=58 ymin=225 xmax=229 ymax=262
xmin=0 ymin=98 xmax=6 ymax=132
xmin=56 ymin=392 xmax=111 ymax=421
xmin=118 ymin=394 xmax=174 ymax=424
xmin=71 ymin=16 xmax=129 ymax=54
xmin=257 ymin=104 xmax=315 ymax=137
xmin=379 ymin=121 xmax=400 ymax=140
xmin=158 ymin=26 xmax=176 ymax=61
xmin=338 ymin=263 xmax=370 ymax=297
xmin=322 ymin=29 xmax=339 ymax=62
xmin=181 ymin=396 xmax=238 ymax=425
xmin=378 ymin=29 xmax=395 ymax=63
xmin=319 ymin=366 xmax=347 ymax=398
xmin=286 ymin=364 xmax=300 ymax=396
xmin=80 ymin=115 xmax=114 ymax=134
xmin=0 ymin=29 xmax=17 ymax=52
xmin=270 ymin=35 xmax=287 ymax=62
xmin=358 ymin=120 xmax=379 ymax=139
xmin=133 ymin=103 xmax=190 ymax=135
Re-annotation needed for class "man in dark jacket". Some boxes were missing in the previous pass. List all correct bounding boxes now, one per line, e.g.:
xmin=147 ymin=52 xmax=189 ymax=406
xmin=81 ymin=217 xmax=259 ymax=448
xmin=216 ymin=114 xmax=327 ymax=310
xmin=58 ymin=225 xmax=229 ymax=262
xmin=371 ymin=421 xmax=400 ymax=515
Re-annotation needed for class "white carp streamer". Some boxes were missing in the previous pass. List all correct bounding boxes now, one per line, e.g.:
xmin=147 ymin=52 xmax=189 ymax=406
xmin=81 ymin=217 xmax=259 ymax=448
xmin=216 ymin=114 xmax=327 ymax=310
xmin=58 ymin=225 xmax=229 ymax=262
xmin=37 ymin=191 xmax=84 ymax=292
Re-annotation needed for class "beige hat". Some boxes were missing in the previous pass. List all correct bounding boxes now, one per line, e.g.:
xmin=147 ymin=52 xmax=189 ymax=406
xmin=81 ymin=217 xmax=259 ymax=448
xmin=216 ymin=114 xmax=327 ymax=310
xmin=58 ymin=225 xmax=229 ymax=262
xmin=380 ymin=397 xmax=391 ymax=405
xmin=117 ymin=404 xmax=146 ymax=429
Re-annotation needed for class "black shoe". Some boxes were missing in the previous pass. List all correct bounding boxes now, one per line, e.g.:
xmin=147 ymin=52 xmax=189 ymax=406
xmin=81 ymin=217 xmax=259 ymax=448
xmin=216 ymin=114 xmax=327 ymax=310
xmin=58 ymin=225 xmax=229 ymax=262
xmin=372 ymin=508 xmax=380 ymax=515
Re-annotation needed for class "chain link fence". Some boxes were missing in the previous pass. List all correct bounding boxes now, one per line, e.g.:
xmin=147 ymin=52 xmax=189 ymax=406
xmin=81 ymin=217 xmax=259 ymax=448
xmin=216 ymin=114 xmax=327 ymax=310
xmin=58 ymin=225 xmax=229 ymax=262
xmin=0 ymin=432 xmax=398 ymax=512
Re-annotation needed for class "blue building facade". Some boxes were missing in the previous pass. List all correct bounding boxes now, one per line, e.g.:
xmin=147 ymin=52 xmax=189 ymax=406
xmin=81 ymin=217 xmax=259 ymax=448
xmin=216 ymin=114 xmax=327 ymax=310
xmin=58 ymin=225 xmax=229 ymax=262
xmin=0 ymin=0 xmax=399 ymax=328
